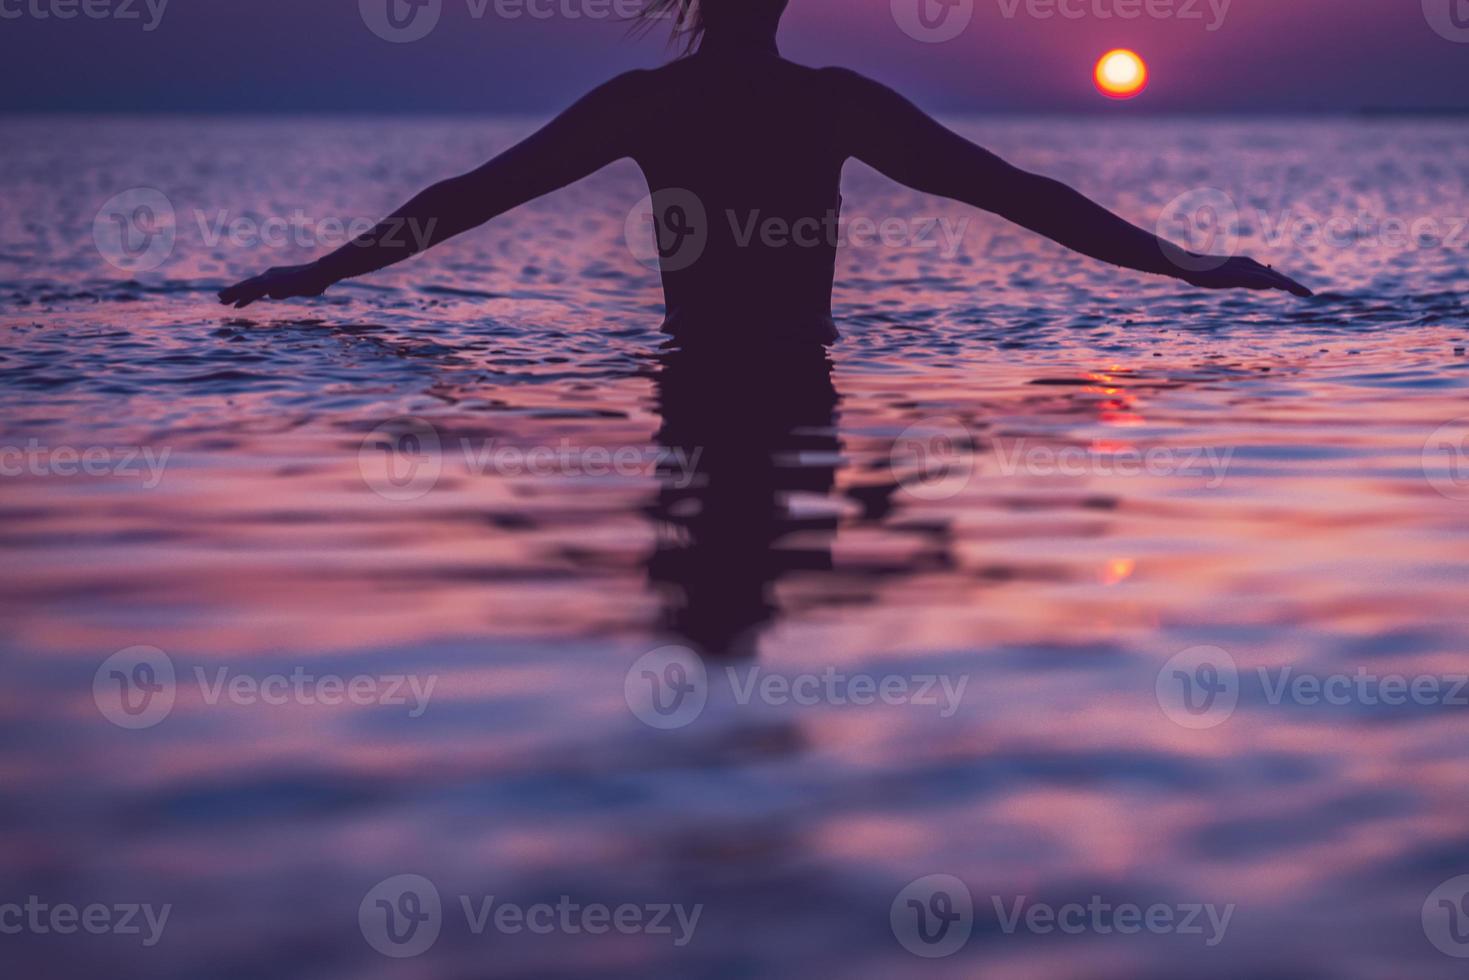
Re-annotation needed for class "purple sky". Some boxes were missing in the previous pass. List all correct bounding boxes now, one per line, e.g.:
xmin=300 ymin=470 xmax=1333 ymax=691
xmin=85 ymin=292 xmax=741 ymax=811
xmin=1 ymin=0 xmax=1466 ymax=113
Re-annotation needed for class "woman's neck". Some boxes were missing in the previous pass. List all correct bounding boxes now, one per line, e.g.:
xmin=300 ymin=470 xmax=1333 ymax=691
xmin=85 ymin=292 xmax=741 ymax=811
xmin=697 ymin=27 xmax=781 ymax=57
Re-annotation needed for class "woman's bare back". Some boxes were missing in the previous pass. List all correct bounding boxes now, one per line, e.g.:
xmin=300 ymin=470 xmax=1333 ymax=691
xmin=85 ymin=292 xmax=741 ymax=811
xmin=632 ymin=51 xmax=853 ymax=340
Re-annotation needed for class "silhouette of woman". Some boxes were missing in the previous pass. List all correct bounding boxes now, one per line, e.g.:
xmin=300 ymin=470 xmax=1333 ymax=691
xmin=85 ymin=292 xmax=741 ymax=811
xmin=219 ymin=0 xmax=1312 ymax=329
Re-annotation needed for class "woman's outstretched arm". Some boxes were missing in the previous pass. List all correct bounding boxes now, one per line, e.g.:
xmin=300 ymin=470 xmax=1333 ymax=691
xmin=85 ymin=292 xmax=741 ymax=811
xmin=219 ymin=71 xmax=648 ymax=309
xmin=830 ymin=69 xmax=1311 ymax=297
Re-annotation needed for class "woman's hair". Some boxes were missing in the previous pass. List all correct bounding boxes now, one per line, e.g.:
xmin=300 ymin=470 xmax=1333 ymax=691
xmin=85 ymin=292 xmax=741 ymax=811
xmin=636 ymin=0 xmax=788 ymax=53
xmin=635 ymin=1 xmax=704 ymax=53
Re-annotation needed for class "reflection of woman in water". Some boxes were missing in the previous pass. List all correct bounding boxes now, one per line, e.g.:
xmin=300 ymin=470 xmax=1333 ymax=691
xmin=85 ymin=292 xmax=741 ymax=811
xmin=220 ymin=0 xmax=1311 ymax=322
xmin=646 ymin=346 xmax=840 ymax=656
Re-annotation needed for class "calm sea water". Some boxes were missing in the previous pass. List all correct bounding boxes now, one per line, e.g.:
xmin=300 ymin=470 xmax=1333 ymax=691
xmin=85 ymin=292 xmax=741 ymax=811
xmin=2 ymin=115 xmax=1469 ymax=979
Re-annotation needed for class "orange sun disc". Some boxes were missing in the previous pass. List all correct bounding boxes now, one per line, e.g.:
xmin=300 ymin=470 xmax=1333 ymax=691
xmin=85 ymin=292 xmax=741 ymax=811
xmin=1094 ymin=49 xmax=1148 ymax=100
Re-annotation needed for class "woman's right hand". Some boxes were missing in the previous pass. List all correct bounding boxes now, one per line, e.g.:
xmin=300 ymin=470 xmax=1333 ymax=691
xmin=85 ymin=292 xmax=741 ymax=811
xmin=218 ymin=262 xmax=336 ymax=309
xmin=1183 ymin=255 xmax=1314 ymax=297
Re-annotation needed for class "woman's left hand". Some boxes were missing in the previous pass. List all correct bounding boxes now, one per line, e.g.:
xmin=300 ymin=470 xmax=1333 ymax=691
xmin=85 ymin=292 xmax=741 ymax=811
xmin=218 ymin=263 xmax=335 ymax=309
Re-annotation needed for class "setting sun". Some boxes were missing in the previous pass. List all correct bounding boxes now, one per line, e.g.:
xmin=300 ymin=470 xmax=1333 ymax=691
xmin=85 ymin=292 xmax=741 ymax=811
xmin=1094 ymin=49 xmax=1149 ymax=99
